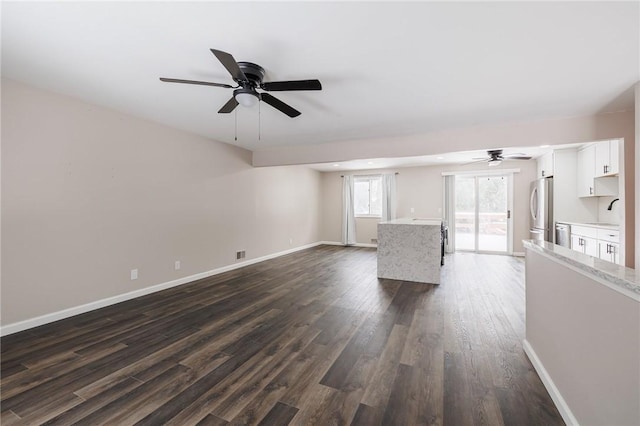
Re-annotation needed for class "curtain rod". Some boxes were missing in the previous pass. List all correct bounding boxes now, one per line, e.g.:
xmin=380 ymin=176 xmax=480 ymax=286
xmin=341 ymin=172 xmax=399 ymax=177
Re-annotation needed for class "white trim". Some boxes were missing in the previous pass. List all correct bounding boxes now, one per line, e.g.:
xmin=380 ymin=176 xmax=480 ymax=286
xmin=1 ymin=242 xmax=324 ymax=336
xmin=442 ymin=168 xmax=520 ymax=176
xmin=513 ymin=251 xmax=525 ymax=257
xmin=319 ymin=240 xmax=343 ymax=246
xmin=319 ymin=241 xmax=377 ymax=248
xmin=523 ymin=339 xmax=579 ymax=426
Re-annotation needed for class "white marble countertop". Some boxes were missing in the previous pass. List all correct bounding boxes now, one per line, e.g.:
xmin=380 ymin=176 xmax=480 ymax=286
xmin=556 ymin=221 xmax=620 ymax=230
xmin=523 ymin=239 xmax=639 ymax=301
xmin=379 ymin=218 xmax=442 ymax=226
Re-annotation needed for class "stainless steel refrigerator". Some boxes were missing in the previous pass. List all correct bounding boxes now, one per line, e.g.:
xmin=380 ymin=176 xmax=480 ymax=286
xmin=529 ymin=177 xmax=553 ymax=242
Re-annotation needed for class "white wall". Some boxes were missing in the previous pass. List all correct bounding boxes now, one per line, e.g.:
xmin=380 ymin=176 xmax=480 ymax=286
xmin=254 ymin=111 xmax=635 ymax=168
xmin=525 ymin=248 xmax=639 ymax=425
xmin=321 ymin=160 xmax=537 ymax=253
xmin=1 ymin=79 xmax=322 ymax=326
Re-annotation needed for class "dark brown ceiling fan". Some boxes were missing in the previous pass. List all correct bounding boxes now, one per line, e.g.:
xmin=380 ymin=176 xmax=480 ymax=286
xmin=160 ymin=49 xmax=322 ymax=118
xmin=470 ymin=149 xmax=532 ymax=166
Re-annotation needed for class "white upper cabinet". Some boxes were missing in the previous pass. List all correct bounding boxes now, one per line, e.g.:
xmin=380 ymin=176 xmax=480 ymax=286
xmin=577 ymin=143 xmax=618 ymax=197
xmin=577 ymin=145 xmax=596 ymax=197
xmin=594 ymin=140 xmax=619 ymax=177
xmin=536 ymin=151 xmax=554 ymax=178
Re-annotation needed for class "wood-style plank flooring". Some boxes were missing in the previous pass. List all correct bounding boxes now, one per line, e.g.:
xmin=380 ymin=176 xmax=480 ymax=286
xmin=1 ymin=246 xmax=564 ymax=425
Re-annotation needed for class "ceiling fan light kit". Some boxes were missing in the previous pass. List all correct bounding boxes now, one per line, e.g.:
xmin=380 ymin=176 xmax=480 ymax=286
xmin=234 ymin=88 xmax=259 ymax=108
xmin=160 ymin=48 xmax=322 ymax=118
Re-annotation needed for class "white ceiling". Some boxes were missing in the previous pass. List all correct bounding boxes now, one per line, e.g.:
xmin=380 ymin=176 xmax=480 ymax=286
xmin=2 ymin=2 xmax=638 ymax=153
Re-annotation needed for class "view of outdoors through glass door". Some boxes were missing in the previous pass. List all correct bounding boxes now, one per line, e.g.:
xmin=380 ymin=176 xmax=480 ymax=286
xmin=454 ymin=174 xmax=509 ymax=253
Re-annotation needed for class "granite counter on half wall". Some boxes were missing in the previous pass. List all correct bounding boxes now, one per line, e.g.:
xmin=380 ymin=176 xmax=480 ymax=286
xmin=377 ymin=218 xmax=442 ymax=284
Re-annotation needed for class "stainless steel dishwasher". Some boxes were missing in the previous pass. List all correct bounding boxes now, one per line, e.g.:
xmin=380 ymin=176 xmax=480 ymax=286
xmin=555 ymin=223 xmax=570 ymax=247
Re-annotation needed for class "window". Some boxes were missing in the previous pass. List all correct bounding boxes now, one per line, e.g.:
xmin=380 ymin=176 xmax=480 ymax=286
xmin=354 ymin=175 xmax=382 ymax=217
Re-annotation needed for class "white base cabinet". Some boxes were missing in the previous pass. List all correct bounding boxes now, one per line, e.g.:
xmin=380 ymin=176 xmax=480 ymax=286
xmin=571 ymin=234 xmax=598 ymax=257
xmin=598 ymin=241 xmax=619 ymax=264
xmin=570 ymin=224 xmax=621 ymax=265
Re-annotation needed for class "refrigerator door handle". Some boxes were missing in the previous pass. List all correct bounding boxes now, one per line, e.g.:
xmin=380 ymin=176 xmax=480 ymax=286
xmin=530 ymin=187 xmax=538 ymax=221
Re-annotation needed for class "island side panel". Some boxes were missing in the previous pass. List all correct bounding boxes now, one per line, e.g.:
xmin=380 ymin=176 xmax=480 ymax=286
xmin=377 ymin=223 xmax=441 ymax=284
xmin=525 ymin=247 xmax=640 ymax=425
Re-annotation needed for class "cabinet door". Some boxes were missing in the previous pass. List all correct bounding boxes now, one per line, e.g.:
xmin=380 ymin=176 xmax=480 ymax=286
xmin=609 ymin=140 xmax=619 ymax=175
xmin=571 ymin=235 xmax=584 ymax=253
xmin=584 ymin=236 xmax=598 ymax=258
xmin=577 ymin=145 xmax=595 ymax=197
xmin=598 ymin=241 xmax=619 ymax=264
xmin=598 ymin=241 xmax=611 ymax=262
xmin=536 ymin=158 xmax=544 ymax=179
xmin=594 ymin=141 xmax=609 ymax=177
xmin=610 ymin=242 xmax=620 ymax=264
xmin=540 ymin=152 xmax=553 ymax=177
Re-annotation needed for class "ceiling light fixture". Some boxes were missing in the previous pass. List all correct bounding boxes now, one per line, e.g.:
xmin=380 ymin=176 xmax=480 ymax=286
xmin=488 ymin=160 xmax=502 ymax=167
xmin=234 ymin=88 xmax=259 ymax=108
xmin=333 ymin=164 xmax=339 ymax=167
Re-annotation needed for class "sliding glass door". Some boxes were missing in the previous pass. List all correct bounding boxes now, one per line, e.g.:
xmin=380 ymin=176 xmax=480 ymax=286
xmin=454 ymin=174 xmax=512 ymax=254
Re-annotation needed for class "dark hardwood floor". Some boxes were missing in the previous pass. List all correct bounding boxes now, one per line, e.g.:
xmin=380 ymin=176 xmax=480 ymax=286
xmin=1 ymin=246 xmax=564 ymax=425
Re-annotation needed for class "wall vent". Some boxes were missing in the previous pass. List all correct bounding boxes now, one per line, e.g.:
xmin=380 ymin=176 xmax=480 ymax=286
xmin=236 ymin=250 xmax=246 ymax=260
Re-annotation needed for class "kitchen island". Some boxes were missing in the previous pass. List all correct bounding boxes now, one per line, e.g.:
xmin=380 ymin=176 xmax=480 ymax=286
xmin=377 ymin=218 xmax=442 ymax=284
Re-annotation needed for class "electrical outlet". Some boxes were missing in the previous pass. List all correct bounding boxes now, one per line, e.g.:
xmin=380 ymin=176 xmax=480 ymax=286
xmin=174 ymin=261 xmax=181 ymax=271
xmin=130 ymin=269 xmax=138 ymax=280
xmin=289 ymin=238 xmax=293 ymax=245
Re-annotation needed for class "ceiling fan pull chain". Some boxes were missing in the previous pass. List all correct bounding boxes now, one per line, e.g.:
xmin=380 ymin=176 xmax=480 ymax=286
xmin=258 ymin=101 xmax=261 ymax=141
xmin=234 ymin=109 xmax=238 ymax=141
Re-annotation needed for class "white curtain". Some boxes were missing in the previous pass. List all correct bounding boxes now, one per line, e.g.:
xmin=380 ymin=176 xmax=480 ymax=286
xmin=381 ymin=173 xmax=397 ymax=222
xmin=342 ymin=175 xmax=357 ymax=245
xmin=443 ymin=175 xmax=455 ymax=253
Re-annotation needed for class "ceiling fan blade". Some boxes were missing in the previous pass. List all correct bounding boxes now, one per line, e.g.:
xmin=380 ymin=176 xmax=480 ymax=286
xmin=218 ymin=97 xmax=239 ymax=114
xmin=462 ymin=159 xmax=489 ymax=165
xmin=210 ymin=49 xmax=247 ymax=82
xmin=159 ymin=77 xmax=233 ymax=89
xmin=505 ymin=156 xmax=532 ymax=160
xmin=260 ymin=93 xmax=301 ymax=118
xmin=261 ymin=79 xmax=322 ymax=91
xmin=471 ymin=157 xmax=490 ymax=160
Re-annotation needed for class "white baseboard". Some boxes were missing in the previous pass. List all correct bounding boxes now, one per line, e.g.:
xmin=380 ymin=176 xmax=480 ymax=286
xmin=523 ymin=339 xmax=579 ymax=426
xmin=513 ymin=251 xmax=525 ymax=257
xmin=319 ymin=240 xmax=343 ymax=246
xmin=0 ymin=242 xmax=324 ymax=337
xmin=319 ymin=241 xmax=378 ymax=248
